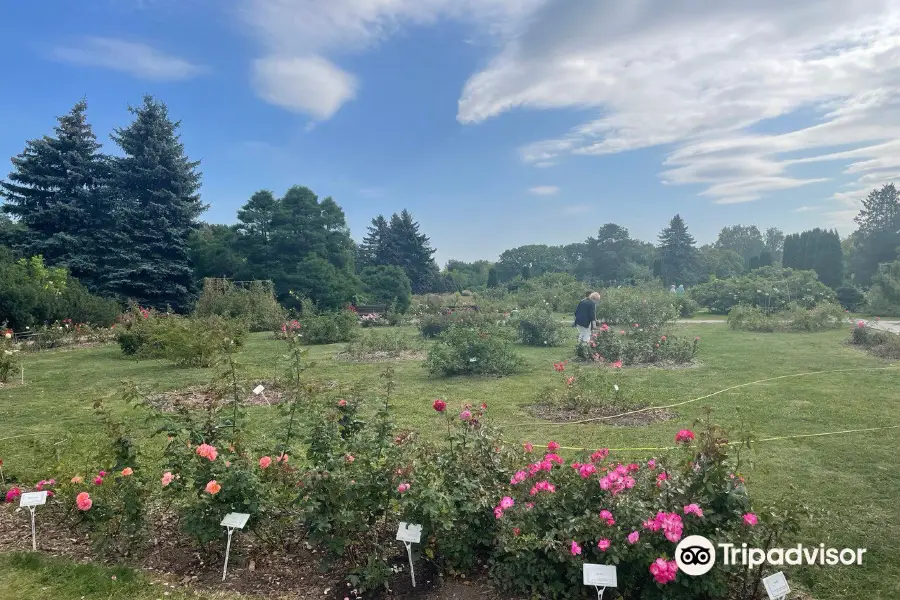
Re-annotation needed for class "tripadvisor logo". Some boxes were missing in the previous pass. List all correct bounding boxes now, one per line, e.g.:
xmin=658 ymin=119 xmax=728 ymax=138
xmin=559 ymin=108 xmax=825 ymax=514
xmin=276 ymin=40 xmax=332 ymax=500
xmin=675 ymin=535 xmax=867 ymax=576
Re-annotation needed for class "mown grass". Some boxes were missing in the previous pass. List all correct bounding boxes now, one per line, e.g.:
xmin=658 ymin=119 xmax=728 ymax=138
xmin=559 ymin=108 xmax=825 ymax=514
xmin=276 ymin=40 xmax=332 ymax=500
xmin=1 ymin=324 xmax=898 ymax=599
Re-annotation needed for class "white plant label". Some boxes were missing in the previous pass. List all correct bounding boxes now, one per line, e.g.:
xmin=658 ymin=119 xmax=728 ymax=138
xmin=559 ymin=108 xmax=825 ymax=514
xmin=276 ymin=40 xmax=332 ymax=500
xmin=252 ymin=385 xmax=265 ymax=395
xmin=396 ymin=522 xmax=422 ymax=543
xmin=221 ymin=512 xmax=250 ymax=529
xmin=19 ymin=491 xmax=48 ymax=507
xmin=583 ymin=564 xmax=617 ymax=587
xmin=763 ymin=572 xmax=790 ymax=599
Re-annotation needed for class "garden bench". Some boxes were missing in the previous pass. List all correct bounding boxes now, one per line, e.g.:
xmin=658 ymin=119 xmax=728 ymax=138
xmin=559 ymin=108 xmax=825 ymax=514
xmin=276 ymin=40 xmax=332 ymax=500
xmin=355 ymin=304 xmax=388 ymax=315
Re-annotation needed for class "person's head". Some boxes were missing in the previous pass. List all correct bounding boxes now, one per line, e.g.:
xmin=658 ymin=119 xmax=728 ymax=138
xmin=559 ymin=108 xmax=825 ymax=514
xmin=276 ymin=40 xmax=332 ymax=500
xmin=585 ymin=290 xmax=593 ymax=298
xmin=589 ymin=291 xmax=602 ymax=303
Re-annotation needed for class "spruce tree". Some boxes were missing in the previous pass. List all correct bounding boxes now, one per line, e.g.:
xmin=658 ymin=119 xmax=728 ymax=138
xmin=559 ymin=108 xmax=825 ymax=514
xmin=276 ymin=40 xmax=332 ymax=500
xmin=359 ymin=215 xmax=390 ymax=267
xmin=102 ymin=96 xmax=205 ymax=311
xmin=383 ymin=210 xmax=439 ymax=293
xmin=487 ymin=266 xmax=499 ymax=288
xmin=0 ymin=100 xmax=108 ymax=288
xmin=657 ymin=214 xmax=699 ymax=285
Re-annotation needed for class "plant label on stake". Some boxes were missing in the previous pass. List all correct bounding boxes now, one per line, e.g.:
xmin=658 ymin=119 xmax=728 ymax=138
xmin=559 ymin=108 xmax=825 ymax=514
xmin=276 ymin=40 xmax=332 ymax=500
xmin=763 ymin=571 xmax=790 ymax=600
xmin=583 ymin=564 xmax=617 ymax=600
xmin=252 ymin=385 xmax=269 ymax=405
xmin=19 ymin=491 xmax=47 ymax=552
xmin=220 ymin=512 xmax=250 ymax=581
xmin=396 ymin=522 xmax=422 ymax=588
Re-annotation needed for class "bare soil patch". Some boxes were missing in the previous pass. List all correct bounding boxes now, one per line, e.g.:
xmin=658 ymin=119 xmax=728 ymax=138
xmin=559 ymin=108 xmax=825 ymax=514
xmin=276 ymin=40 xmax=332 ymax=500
xmin=143 ymin=380 xmax=342 ymax=413
xmin=333 ymin=350 xmax=428 ymax=363
xmin=525 ymin=403 xmax=676 ymax=426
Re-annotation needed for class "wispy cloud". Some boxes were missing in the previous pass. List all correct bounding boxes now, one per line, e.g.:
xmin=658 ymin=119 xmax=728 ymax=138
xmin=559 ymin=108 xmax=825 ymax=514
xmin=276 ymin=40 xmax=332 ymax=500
xmin=238 ymin=0 xmax=543 ymax=120
xmin=253 ymin=55 xmax=356 ymax=120
xmin=52 ymin=37 xmax=204 ymax=81
xmin=454 ymin=0 xmax=900 ymax=224
xmin=793 ymin=205 xmax=818 ymax=213
xmin=529 ymin=185 xmax=559 ymax=196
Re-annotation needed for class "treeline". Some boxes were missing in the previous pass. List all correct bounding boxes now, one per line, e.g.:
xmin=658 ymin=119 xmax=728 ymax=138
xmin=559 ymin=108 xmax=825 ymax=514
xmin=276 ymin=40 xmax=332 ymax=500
xmin=3 ymin=97 xmax=900 ymax=318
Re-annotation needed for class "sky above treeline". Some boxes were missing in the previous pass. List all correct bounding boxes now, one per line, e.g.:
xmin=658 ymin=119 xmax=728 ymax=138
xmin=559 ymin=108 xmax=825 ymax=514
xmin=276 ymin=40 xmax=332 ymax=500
xmin=2 ymin=0 xmax=899 ymax=265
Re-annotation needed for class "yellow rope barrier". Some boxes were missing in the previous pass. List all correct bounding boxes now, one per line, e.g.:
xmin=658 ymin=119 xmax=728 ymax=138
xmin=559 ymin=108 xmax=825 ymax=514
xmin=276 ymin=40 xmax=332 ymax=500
xmin=507 ymin=364 xmax=899 ymax=428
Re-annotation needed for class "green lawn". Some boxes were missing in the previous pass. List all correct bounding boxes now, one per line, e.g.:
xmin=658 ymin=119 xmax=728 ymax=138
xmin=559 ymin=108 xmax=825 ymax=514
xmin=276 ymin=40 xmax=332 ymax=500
xmin=1 ymin=325 xmax=898 ymax=599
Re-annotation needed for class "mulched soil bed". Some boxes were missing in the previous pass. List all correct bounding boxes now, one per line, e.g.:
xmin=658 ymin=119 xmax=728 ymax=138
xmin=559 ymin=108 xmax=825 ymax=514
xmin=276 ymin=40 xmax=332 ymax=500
xmin=0 ymin=504 xmax=508 ymax=599
xmin=575 ymin=359 xmax=701 ymax=371
xmin=143 ymin=380 xmax=339 ymax=413
xmin=333 ymin=351 xmax=428 ymax=363
xmin=525 ymin=403 xmax=676 ymax=426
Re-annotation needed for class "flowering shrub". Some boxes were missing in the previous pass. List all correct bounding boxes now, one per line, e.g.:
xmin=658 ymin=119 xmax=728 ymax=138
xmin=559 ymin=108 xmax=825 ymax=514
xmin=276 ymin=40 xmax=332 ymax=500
xmin=400 ymin=402 xmax=511 ymax=573
xmin=425 ymin=324 xmax=524 ymax=377
xmin=849 ymin=321 xmax=900 ymax=359
xmin=540 ymin=364 xmax=636 ymax=414
xmin=418 ymin=310 xmax=499 ymax=338
xmin=343 ymin=329 xmax=425 ymax=359
xmin=117 ymin=306 xmax=247 ymax=367
xmin=0 ymin=334 xmax=20 ymax=383
xmin=575 ymin=324 xmax=699 ymax=365
xmin=727 ymin=302 xmax=846 ymax=332
xmin=596 ymin=287 xmax=678 ymax=330
xmin=489 ymin=417 xmax=801 ymax=599
xmin=692 ymin=267 xmax=836 ymax=315
xmin=298 ymin=309 xmax=359 ymax=345
xmin=195 ymin=278 xmax=286 ymax=332
xmin=511 ymin=306 xmax=566 ymax=347
xmin=673 ymin=294 xmax=699 ymax=318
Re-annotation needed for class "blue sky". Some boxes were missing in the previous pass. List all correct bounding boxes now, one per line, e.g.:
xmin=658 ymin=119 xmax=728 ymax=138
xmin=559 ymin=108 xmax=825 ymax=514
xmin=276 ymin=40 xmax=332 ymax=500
xmin=3 ymin=0 xmax=900 ymax=265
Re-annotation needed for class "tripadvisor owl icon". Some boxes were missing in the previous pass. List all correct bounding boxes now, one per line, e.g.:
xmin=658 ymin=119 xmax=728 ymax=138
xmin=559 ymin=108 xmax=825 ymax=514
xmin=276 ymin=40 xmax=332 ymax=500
xmin=675 ymin=535 xmax=716 ymax=576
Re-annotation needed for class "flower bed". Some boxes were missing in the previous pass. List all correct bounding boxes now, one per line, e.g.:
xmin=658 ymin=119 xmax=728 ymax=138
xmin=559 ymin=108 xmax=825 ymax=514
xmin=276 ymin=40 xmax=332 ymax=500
xmin=576 ymin=323 xmax=700 ymax=366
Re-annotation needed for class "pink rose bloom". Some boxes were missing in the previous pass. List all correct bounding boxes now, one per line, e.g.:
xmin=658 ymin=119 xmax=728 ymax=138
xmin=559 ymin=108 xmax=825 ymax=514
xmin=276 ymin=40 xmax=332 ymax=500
xmin=684 ymin=504 xmax=704 ymax=517
xmin=649 ymin=558 xmax=678 ymax=585
xmin=98 ymin=471 xmax=107 ymax=477
xmin=205 ymin=480 xmax=221 ymax=495
xmin=398 ymin=482 xmax=410 ymax=493
xmin=345 ymin=454 xmax=355 ymax=463
xmin=71 ymin=476 xmax=83 ymax=484
xmin=432 ymin=399 xmax=446 ymax=412
xmin=612 ymin=360 xmax=623 ymax=369
xmin=627 ymin=531 xmax=640 ymax=545
xmin=460 ymin=410 xmax=472 ymax=421
xmin=161 ymin=472 xmax=174 ymax=487
xmin=647 ymin=459 xmax=656 ymax=469
xmin=338 ymin=399 xmax=348 ymax=407
xmin=121 ymin=467 xmax=133 ymax=476
xmin=597 ymin=539 xmax=611 ymax=551
xmin=494 ymin=506 xmax=504 ymax=519
xmin=523 ymin=442 xmax=534 ymax=453
xmin=259 ymin=456 xmax=272 ymax=469
xmin=196 ymin=443 xmax=218 ymax=461
xmin=578 ymin=464 xmax=597 ymax=479
xmin=5 ymin=487 xmax=21 ymax=503
xmin=94 ymin=476 xmax=103 ymax=486
xmin=510 ymin=471 xmax=527 ymax=485
xmin=743 ymin=513 xmax=758 ymax=526
xmin=675 ymin=429 xmax=695 ymax=444
xmin=76 ymin=492 xmax=92 ymax=511
xmin=547 ymin=441 xmax=560 ymax=451
xmin=544 ymin=453 xmax=564 ymax=465
xmin=500 ymin=496 xmax=515 ymax=510
xmin=570 ymin=540 xmax=582 ymax=556
xmin=277 ymin=453 xmax=289 ymax=464
xmin=590 ymin=449 xmax=609 ymax=463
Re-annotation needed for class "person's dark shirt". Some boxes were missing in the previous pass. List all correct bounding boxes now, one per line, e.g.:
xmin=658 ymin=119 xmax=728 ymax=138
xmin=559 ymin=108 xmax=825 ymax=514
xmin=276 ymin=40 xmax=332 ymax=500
xmin=574 ymin=298 xmax=595 ymax=328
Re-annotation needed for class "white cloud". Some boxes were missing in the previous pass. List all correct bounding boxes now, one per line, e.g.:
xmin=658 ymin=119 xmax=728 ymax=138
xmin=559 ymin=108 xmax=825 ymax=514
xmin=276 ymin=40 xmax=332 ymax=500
xmin=53 ymin=37 xmax=203 ymax=81
xmin=529 ymin=185 xmax=559 ymax=195
xmin=793 ymin=205 xmax=819 ymax=213
xmin=253 ymin=56 xmax=357 ymax=120
xmin=454 ymin=0 xmax=900 ymax=220
xmin=239 ymin=0 xmax=544 ymax=119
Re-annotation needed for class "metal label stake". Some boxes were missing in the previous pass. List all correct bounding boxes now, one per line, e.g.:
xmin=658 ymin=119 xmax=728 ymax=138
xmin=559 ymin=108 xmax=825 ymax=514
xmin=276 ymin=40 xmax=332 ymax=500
xmin=19 ymin=491 xmax=47 ymax=551
xmin=220 ymin=512 xmax=249 ymax=582
xmin=583 ymin=564 xmax=617 ymax=600
xmin=396 ymin=522 xmax=422 ymax=589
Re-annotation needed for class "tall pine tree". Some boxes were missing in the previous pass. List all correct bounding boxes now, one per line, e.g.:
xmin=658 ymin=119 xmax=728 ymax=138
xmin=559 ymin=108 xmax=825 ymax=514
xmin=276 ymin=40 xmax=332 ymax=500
xmin=359 ymin=214 xmax=390 ymax=266
xmin=656 ymin=214 xmax=699 ymax=286
xmin=102 ymin=96 xmax=205 ymax=311
xmin=385 ymin=210 xmax=438 ymax=293
xmin=0 ymin=100 xmax=109 ymax=288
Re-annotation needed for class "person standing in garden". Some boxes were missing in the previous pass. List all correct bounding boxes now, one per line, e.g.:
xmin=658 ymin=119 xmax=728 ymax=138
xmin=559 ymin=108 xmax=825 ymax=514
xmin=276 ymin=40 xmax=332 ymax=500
xmin=574 ymin=291 xmax=601 ymax=343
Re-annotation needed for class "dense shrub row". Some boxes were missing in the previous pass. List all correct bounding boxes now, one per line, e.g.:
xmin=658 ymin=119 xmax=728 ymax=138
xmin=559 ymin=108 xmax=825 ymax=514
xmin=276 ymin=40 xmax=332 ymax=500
xmin=727 ymin=302 xmax=847 ymax=333
xmin=425 ymin=324 xmax=524 ymax=376
xmin=417 ymin=310 xmax=503 ymax=338
xmin=194 ymin=278 xmax=285 ymax=332
xmin=576 ymin=324 xmax=700 ymax=366
xmin=691 ymin=267 xmax=835 ymax=315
